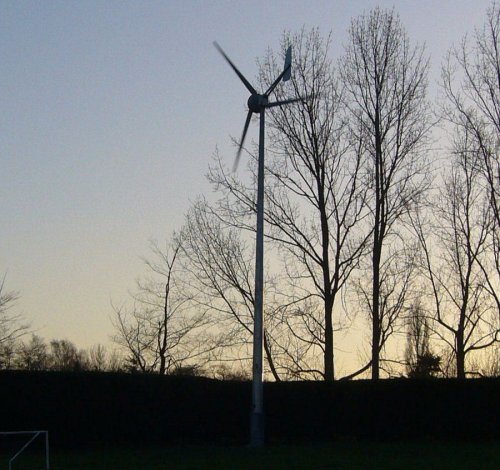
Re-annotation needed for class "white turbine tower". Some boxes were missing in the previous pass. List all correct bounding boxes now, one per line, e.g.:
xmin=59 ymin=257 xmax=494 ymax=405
xmin=214 ymin=41 xmax=301 ymax=447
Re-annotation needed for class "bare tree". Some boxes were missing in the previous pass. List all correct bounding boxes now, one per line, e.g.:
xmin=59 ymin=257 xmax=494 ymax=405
xmin=16 ymin=334 xmax=49 ymax=371
xmin=340 ymin=8 xmax=431 ymax=379
xmin=353 ymin=240 xmax=420 ymax=378
xmin=0 ymin=274 xmax=28 ymax=346
xmin=177 ymin=198 xmax=283 ymax=380
xmin=0 ymin=273 xmax=29 ymax=368
xmin=49 ymin=339 xmax=87 ymax=371
xmin=106 ymin=349 xmax=125 ymax=372
xmin=211 ymin=363 xmax=251 ymax=381
xmin=442 ymin=1 xmax=500 ymax=323
xmin=404 ymin=302 xmax=440 ymax=378
xmin=479 ymin=343 xmax=500 ymax=377
xmin=414 ymin=131 xmax=499 ymax=378
xmin=208 ymin=29 xmax=370 ymax=381
xmin=15 ymin=336 xmax=123 ymax=372
xmin=88 ymin=344 xmax=109 ymax=372
xmin=441 ymin=1 xmax=500 ymax=214
xmin=112 ymin=238 xmax=210 ymax=374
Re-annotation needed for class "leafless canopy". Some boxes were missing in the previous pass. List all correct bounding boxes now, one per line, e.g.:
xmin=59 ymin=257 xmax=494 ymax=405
xmin=208 ymin=29 xmax=371 ymax=380
xmin=340 ymin=7 xmax=431 ymax=379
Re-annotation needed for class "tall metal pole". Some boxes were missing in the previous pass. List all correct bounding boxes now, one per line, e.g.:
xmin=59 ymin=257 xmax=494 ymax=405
xmin=213 ymin=40 xmax=299 ymax=448
xmin=250 ymin=108 xmax=265 ymax=447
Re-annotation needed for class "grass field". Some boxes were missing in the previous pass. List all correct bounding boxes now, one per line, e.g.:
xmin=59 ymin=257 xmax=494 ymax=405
xmin=3 ymin=440 xmax=499 ymax=469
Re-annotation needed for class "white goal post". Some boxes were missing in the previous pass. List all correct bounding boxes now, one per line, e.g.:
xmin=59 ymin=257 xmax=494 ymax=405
xmin=0 ymin=430 xmax=49 ymax=470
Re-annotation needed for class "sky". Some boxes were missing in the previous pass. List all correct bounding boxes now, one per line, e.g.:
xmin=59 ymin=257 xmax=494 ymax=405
xmin=0 ymin=0 xmax=494 ymax=351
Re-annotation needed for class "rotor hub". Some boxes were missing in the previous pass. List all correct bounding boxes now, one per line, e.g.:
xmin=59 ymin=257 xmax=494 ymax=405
xmin=248 ymin=94 xmax=267 ymax=113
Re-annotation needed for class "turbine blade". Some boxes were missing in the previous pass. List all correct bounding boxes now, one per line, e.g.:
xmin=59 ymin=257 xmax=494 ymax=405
xmin=283 ymin=46 xmax=292 ymax=82
xmin=264 ymin=96 xmax=306 ymax=108
xmin=264 ymin=64 xmax=291 ymax=96
xmin=233 ymin=110 xmax=253 ymax=172
xmin=213 ymin=42 xmax=257 ymax=95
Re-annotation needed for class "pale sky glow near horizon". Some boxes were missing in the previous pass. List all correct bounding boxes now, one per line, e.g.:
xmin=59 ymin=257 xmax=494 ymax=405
xmin=0 ymin=0 xmax=493 ymax=357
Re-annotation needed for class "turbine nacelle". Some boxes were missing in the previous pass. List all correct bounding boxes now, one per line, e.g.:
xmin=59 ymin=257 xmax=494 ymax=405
xmin=247 ymin=94 xmax=268 ymax=114
xmin=214 ymin=41 xmax=302 ymax=171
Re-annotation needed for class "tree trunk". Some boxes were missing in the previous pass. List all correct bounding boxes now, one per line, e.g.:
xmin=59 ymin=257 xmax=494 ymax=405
xmin=371 ymin=271 xmax=381 ymax=380
xmin=371 ymin=232 xmax=382 ymax=380
xmin=264 ymin=333 xmax=281 ymax=382
xmin=324 ymin=297 xmax=335 ymax=382
xmin=371 ymin=105 xmax=382 ymax=381
xmin=159 ymin=281 xmax=169 ymax=375
xmin=456 ymin=350 xmax=465 ymax=378
xmin=456 ymin=331 xmax=466 ymax=378
xmin=318 ymin=179 xmax=335 ymax=382
xmin=159 ymin=354 xmax=166 ymax=375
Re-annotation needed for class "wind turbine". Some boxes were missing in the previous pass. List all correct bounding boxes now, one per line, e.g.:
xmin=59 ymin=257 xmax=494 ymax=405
xmin=214 ymin=41 xmax=302 ymax=447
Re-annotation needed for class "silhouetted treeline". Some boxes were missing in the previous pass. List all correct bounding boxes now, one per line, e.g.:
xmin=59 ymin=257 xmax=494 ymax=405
xmin=0 ymin=334 xmax=256 ymax=379
xmin=0 ymin=335 xmax=123 ymax=372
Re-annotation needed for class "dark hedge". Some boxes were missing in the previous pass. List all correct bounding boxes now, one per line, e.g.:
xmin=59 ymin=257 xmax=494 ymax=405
xmin=0 ymin=371 xmax=498 ymax=448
